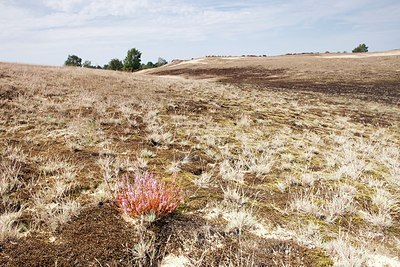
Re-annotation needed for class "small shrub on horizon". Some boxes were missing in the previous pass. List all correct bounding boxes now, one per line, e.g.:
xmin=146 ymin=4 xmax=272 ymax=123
xmin=352 ymin=43 xmax=368 ymax=53
xmin=108 ymin=172 xmax=183 ymax=220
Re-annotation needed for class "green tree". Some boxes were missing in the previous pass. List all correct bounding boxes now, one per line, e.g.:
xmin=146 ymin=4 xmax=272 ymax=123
xmin=107 ymin=58 xmax=124 ymax=71
xmin=140 ymin=61 xmax=155 ymax=69
xmin=64 ymin=55 xmax=82 ymax=67
xmin=123 ymin=48 xmax=142 ymax=71
xmin=352 ymin=43 xmax=368 ymax=53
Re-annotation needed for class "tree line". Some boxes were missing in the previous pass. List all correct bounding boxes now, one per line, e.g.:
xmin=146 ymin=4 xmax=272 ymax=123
xmin=66 ymin=44 xmax=368 ymax=69
xmin=64 ymin=48 xmax=167 ymax=71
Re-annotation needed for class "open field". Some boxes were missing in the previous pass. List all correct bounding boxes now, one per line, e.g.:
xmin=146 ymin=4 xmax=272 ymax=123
xmin=1 ymin=51 xmax=400 ymax=266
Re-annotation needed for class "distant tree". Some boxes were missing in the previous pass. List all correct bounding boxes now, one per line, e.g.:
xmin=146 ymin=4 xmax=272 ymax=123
xmin=107 ymin=58 xmax=124 ymax=71
xmin=156 ymin=57 xmax=167 ymax=67
xmin=123 ymin=48 xmax=142 ymax=72
xmin=83 ymin=60 xmax=93 ymax=68
xmin=140 ymin=61 xmax=155 ymax=70
xmin=64 ymin=55 xmax=82 ymax=67
xmin=146 ymin=61 xmax=155 ymax=68
xmin=352 ymin=43 xmax=368 ymax=53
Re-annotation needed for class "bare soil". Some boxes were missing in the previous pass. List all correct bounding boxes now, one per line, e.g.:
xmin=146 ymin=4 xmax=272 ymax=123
xmin=1 ymin=203 xmax=137 ymax=267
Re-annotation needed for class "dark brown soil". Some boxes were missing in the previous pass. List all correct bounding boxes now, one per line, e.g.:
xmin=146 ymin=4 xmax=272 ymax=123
xmin=0 ymin=203 xmax=138 ymax=267
xmin=259 ymin=80 xmax=400 ymax=105
xmin=166 ymin=99 xmax=209 ymax=114
xmin=0 ymin=85 xmax=19 ymax=100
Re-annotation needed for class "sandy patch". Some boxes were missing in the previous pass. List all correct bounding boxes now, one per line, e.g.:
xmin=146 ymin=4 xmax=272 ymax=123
xmin=160 ymin=254 xmax=190 ymax=266
xmin=320 ymin=50 xmax=400 ymax=59
xmin=155 ymin=75 xmax=189 ymax=81
xmin=220 ymin=57 xmax=243 ymax=60
xmin=178 ymin=58 xmax=208 ymax=65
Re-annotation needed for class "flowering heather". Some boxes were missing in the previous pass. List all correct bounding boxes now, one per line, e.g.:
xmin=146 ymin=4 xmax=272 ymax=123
xmin=112 ymin=172 xmax=183 ymax=219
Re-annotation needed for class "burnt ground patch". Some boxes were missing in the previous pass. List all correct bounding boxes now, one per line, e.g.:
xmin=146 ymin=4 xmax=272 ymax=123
xmin=254 ymin=80 xmax=400 ymax=105
xmin=154 ymin=67 xmax=400 ymax=105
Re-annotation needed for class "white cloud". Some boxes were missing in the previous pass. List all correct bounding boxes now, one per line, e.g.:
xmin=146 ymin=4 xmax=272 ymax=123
xmin=0 ymin=0 xmax=399 ymax=65
xmin=40 ymin=0 xmax=86 ymax=13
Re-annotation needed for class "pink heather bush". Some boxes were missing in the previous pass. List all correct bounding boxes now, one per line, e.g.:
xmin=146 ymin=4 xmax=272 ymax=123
xmin=111 ymin=172 xmax=183 ymax=219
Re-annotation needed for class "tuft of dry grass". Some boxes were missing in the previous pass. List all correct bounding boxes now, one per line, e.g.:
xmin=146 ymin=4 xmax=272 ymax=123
xmin=0 ymin=210 xmax=27 ymax=241
xmin=325 ymin=234 xmax=367 ymax=267
xmin=0 ymin=160 xmax=21 ymax=198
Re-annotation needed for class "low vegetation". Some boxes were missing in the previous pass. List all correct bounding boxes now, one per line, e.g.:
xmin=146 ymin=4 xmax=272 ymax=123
xmin=110 ymin=172 xmax=183 ymax=220
xmin=0 ymin=51 xmax=399 ymax=266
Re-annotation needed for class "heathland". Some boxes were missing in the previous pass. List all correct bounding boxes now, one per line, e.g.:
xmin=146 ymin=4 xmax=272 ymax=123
xmin=1 ymin=50 xmax=399 ymax=266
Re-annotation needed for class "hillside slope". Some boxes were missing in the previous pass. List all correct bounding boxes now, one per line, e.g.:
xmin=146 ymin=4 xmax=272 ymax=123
xmin=147 ymin=51 xmax=400 ymax=105
xmin=1 ymin=53 xmax=400 ymax=266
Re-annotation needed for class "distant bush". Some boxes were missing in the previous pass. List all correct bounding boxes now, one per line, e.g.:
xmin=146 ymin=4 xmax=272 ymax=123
xmin=82 ymin=60 xmax=91 ymax=68
xmin=352 ymin=43 xmax=368 ymax=53
xmin=64 ymin=55 xmax=82 ymax=67
xmin=107 ymin=58 xmax=124 ymax=71
xmin=140 ymin=58 xmax=168 ymax=70
xmin=109 ymin=172 xmax=183 ymax=220
xmin=140 ymin=61 xmax=155 ymax=70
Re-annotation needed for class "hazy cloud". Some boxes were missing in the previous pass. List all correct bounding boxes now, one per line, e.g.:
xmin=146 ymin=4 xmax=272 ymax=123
xmin=0 ymin=0 xmax=399 ymax=65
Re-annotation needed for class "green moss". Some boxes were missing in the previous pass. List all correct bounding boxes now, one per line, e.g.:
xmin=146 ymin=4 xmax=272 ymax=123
xmin=130 ymin=133 xmax=144 ymax=139
xmin=385 ymin=225 xmax=400 ymax=237
xmin=308 ymin=155 xmax=326 ymax=171
xmin=178 ymin=171 xmax=197 ymax=186
xmin=307 ymin=250 xmax=334 ymax=267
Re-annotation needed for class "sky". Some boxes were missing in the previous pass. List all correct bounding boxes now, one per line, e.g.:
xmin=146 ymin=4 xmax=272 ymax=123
xmin=0 ymin=0 xmax=399 ymax=66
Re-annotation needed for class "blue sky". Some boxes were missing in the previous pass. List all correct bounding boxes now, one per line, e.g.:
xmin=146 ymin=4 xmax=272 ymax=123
xmin=0 ymin=0 xmax=399 ymax=66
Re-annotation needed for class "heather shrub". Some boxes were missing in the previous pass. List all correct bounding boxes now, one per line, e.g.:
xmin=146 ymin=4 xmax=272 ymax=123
xmin=109 ymin=172 xmax=183 ymax=220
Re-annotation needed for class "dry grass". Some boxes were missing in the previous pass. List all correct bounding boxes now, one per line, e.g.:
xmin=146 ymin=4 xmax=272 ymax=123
xmin=1 ymin=53 xmax=399 ymax=266
xmin=0 ymin=210 xmax=26 ymax=241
